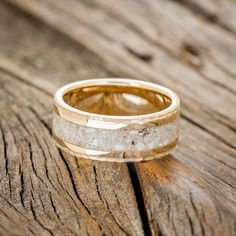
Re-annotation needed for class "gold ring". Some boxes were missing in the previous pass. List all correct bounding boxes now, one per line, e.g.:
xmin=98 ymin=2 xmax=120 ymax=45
xmin=52 ymin=78 xmax=180 ymax=162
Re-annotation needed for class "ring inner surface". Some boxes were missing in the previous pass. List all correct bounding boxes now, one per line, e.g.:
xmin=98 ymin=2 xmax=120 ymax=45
xmin=63 ymin=85 xmax=171 ymax=116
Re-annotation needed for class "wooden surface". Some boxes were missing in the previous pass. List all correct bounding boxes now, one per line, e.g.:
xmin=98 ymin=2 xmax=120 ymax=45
xmin=0 ymin=0 xmax=236 ymax=235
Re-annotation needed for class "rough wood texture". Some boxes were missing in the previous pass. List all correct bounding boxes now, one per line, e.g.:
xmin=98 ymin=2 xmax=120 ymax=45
xmin=0 ymin=0 xmax=236 ymax=235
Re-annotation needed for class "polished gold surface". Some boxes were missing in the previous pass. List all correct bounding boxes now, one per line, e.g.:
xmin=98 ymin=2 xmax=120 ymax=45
xmin=63 ymin=85 xmax=171 ymax=116
xmin=54 ymin=79 xmax=180 ymax=127
xmin=53 ymin=134 xmax=178 ymax=162
xmin=54 ymin=102 xmax=180 ymax=127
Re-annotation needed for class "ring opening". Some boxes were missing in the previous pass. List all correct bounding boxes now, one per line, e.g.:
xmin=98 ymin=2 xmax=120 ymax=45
xmin=63 ymin=85 xmax=172 ymax=116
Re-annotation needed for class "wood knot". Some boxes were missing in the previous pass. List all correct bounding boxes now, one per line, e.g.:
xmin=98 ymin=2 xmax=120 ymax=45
xmin=181 ymin=42 xmax=203 ymax=68
xmin=125 ymin=46 xmax=153 ymax=62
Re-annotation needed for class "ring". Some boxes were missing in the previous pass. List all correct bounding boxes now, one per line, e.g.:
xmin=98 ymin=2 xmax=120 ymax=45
xmin=52 ymin=78 xmax=180 ymax=162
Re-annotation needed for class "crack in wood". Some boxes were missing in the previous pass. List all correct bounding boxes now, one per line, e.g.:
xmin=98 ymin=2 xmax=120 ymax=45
xmin=19 ymin=172 xmax=25 ymax=208
xmin=103 ymin=197 xmax=129 ymax=236
xmin=58 ymin=150 xmax=94 ymax=219
xmin=0 ymin=121 xmax=9 ymax=176
xmin=30 ymin=201 xmax=54 ymax=236
xmin=127 ymin=163 xmax=152 ymax=236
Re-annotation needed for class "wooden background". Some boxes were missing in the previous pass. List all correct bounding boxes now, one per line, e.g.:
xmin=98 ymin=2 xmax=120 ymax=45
xmin=0 ymin=0 xmax=236 ymax=235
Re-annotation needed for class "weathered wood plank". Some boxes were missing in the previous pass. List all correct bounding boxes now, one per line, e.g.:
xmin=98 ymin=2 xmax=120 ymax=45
xmin=0 ymin=67 xmax=144 ymax=236
xmin=0 ymin=0 xmax=236 ymax=235
xmin=81 ymin=0 xmax=236 ymax=76
xmin=0 ymin=3 xmax=144 ymax=235
xmin=6 ymin=0 xmax=236 ymax=150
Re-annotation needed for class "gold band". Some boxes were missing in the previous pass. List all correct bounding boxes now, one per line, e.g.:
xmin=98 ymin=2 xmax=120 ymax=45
xmin=52 ymin=78 xmax=180 ymax=162
xmin=53 ymin=134 xmax=178 ymax=162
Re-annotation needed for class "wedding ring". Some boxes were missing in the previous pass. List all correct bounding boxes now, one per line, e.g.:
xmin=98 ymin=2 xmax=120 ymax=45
xmin=52 ymin=78 xmax=180 ymax=162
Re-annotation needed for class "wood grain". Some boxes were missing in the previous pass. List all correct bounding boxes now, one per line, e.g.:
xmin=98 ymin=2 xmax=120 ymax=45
xmin=0 ymin=3 xmax=144 ymax=235
xmin=0 ymin=0 xmax=236 ymax=235
xmin=172 ymin=0 xmax=236 ymax=34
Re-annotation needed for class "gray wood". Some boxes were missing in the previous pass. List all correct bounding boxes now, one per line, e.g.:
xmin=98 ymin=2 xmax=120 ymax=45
xmin=1 ymin=0 xmax=236 ymax=235
xmin=172 ymin=0 xmax=236 ymax=34
xmin=0 ymin=3 xmax=144 ymax=235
